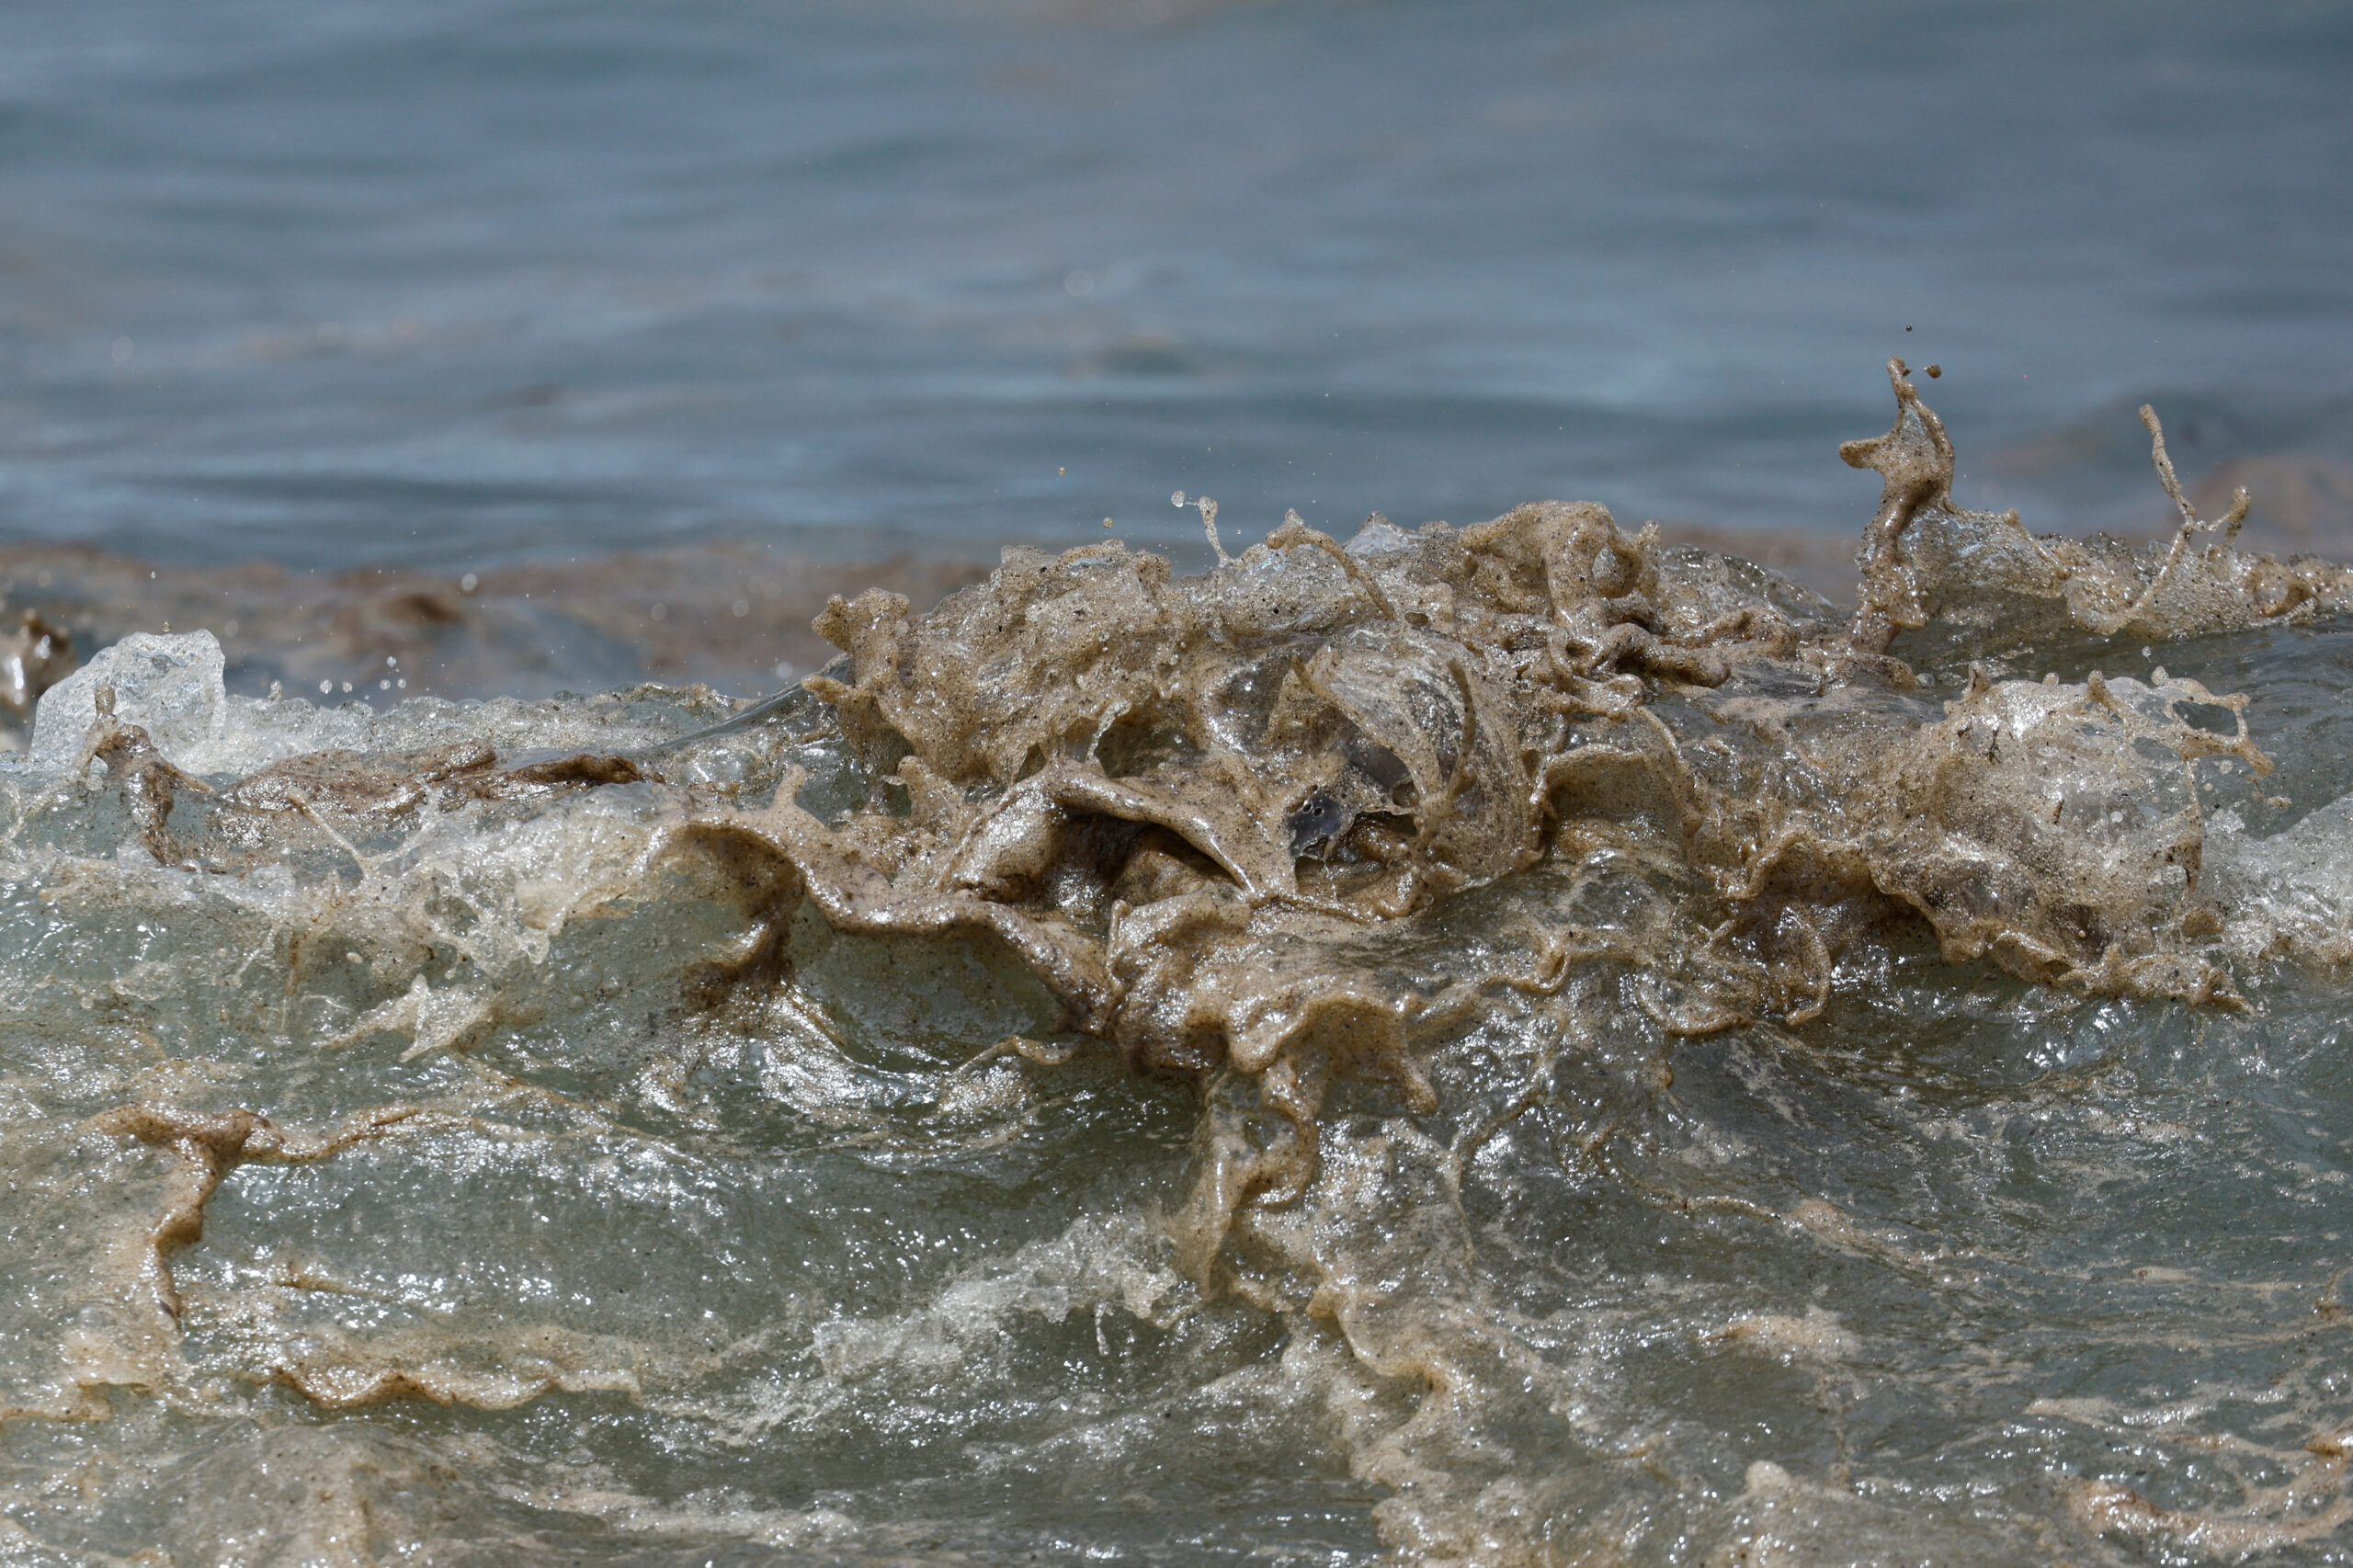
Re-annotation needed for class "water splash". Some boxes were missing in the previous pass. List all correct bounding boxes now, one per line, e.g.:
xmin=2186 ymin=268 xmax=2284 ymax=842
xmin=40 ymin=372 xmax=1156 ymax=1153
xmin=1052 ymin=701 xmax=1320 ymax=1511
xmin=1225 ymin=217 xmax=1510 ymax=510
xmin=4 ymin=371 xmax=2351 ymax=1565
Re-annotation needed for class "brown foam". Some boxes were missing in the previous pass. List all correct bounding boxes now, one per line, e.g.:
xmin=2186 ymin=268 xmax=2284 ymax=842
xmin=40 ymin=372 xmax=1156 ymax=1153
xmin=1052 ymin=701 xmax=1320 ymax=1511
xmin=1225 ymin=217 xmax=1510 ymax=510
xmin=26 ymin=368 xmax=2340 ymax=1292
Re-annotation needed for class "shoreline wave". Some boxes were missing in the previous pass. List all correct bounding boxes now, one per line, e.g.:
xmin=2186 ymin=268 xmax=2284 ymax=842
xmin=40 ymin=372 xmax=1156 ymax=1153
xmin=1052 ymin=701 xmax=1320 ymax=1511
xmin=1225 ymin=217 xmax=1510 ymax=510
xmin=4 ymin=366 xmax=2352 ymax=1565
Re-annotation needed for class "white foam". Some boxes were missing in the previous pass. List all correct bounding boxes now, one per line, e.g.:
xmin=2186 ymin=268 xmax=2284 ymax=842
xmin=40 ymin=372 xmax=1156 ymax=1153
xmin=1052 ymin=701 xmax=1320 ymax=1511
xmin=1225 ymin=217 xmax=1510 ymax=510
xmin=29 ymin=631 xmax=230 ymax=776
xmin=2206 ymin=793 xmax=2353 ymax=960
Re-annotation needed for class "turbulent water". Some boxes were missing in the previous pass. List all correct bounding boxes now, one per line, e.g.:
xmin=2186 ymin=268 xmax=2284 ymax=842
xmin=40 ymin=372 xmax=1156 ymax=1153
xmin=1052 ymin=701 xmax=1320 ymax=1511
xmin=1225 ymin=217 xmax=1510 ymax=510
xmin=2 ymin=369 xmax=2351 ymax=1565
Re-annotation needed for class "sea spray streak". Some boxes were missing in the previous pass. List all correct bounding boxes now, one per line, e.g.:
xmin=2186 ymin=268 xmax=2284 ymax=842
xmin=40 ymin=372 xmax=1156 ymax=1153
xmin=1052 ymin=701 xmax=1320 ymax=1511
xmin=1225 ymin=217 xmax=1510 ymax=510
xmin=3 ymin=367 xmax=2352 ymax=1563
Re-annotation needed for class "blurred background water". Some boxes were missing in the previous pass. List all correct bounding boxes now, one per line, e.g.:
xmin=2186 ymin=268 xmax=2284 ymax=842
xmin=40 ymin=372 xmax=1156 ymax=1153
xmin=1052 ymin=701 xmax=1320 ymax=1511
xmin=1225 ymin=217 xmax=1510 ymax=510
xmin=2 ymin=0 xmax=2349 ymax=581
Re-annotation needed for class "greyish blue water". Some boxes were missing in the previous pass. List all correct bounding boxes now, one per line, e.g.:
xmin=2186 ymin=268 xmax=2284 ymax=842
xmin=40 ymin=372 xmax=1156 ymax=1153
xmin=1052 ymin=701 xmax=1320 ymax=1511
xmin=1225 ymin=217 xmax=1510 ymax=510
xmin=3 ymin=4 xmax=2353 ymax=1566
xmin=3 ymin=0 xmax=2351 ymax=579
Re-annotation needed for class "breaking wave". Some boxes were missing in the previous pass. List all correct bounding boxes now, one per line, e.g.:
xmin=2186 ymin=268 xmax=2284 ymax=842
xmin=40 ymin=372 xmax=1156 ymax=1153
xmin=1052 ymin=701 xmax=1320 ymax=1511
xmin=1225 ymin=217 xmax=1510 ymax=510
xmin=5 ymin=363 xmax=2352 ymax=1565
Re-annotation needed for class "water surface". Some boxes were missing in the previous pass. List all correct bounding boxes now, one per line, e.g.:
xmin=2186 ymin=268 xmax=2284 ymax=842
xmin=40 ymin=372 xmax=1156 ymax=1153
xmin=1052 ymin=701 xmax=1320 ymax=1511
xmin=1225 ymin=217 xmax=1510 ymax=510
xmin=2 ymin=6 xmax=2352 ymax=1565
xmin=0 ymin=0 xmax=2348 ymax=580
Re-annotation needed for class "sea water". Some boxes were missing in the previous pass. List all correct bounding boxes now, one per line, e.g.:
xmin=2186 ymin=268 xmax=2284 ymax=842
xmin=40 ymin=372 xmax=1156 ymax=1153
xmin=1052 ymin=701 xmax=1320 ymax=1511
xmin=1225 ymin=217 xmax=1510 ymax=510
xmin=3 ymin=369 xmax=2352 ymax=1564
xmin=4 ymin=3 xmax=2353 ymax=1563
xmin=2 ymin=0 xmax=2351 ymax=575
